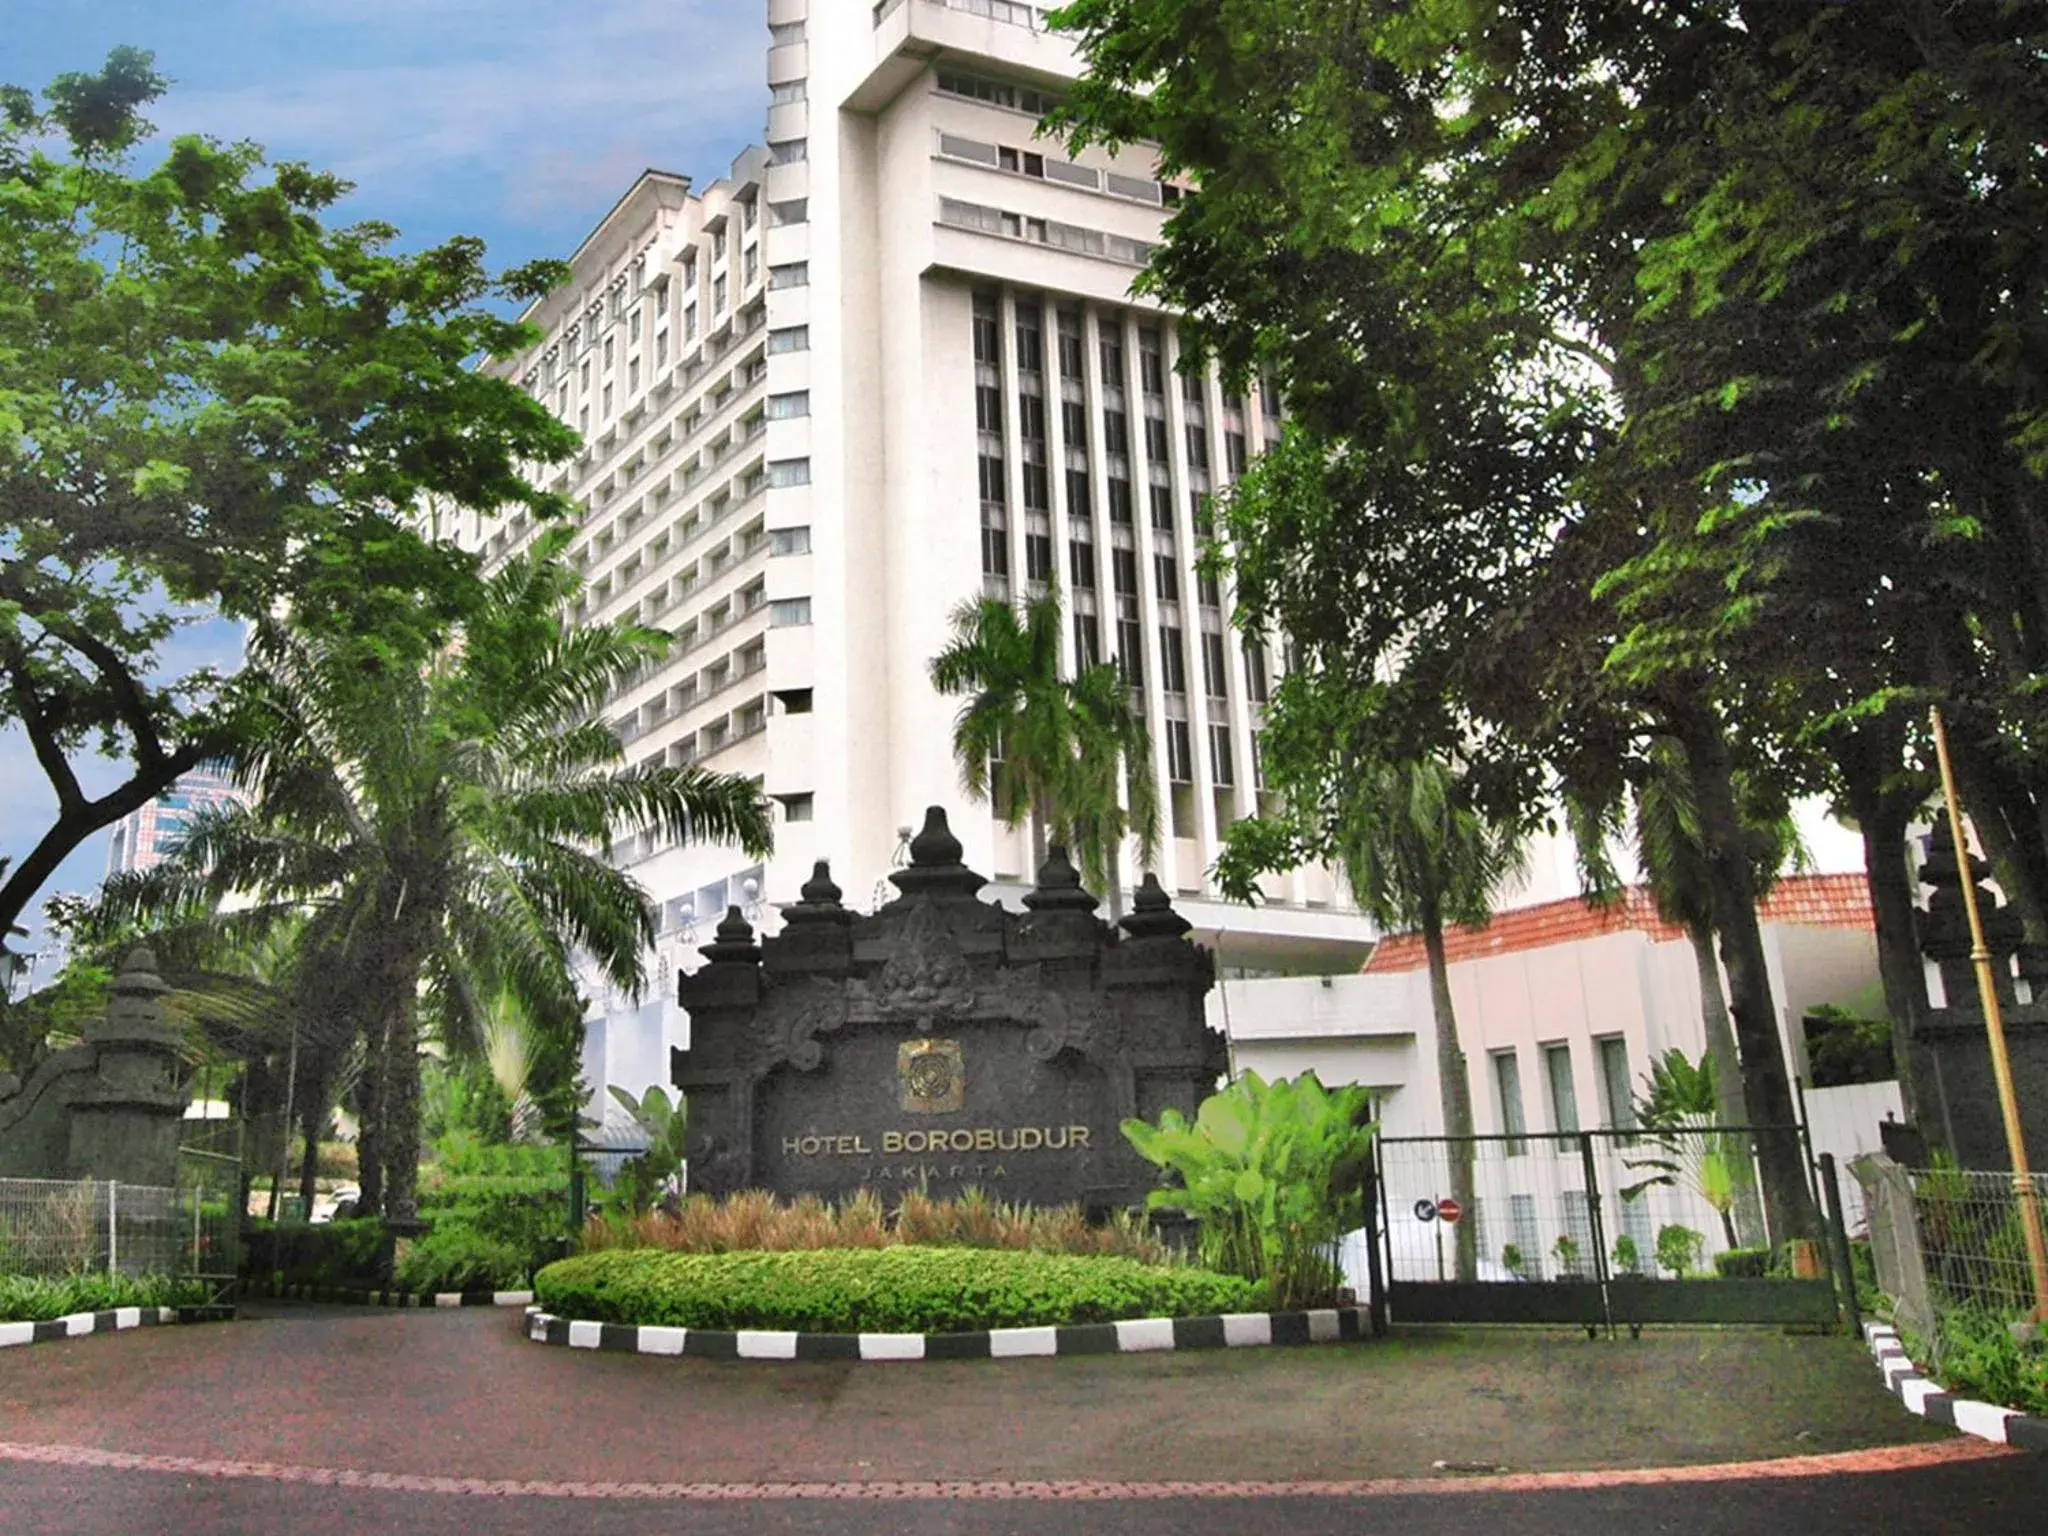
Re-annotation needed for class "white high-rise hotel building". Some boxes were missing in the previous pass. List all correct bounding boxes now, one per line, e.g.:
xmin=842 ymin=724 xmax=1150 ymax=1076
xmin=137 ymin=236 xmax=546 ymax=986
xmin=460 ymin=1 xmax=1376 ymax=1097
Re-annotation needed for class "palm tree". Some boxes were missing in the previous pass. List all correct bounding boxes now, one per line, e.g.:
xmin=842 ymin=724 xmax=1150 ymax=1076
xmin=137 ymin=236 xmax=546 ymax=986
xmin=1632 ymin=740 xmax=1803 ymax=1249
xmin=1339 ymin=755 xmax=1525 ymax=1283
xmin=930 ymin=586 xmax=1159 ymax=910
xmin=103 ymin=530 xmax=773 ymax=1221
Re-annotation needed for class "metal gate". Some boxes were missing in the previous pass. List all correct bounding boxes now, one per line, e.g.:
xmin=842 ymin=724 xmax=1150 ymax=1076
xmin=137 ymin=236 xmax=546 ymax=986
xmin=1373 ymin=1127 xmax=1850 ymax=1332
xmin=176 ymin=1118 xmax=243 ymax=1309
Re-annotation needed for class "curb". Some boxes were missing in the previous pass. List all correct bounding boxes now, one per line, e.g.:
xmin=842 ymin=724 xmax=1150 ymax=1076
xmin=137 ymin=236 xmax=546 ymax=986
xmin=523 ymin=1303 xmax=1369 ymax=1362
xmin=1863 ymin=1319 xmax=2048 ymax=1451
xmin=243 ymin=1279 xmax=534 ymax=1310
xmin=0 ymin=1304 xmax=233 ymax=1351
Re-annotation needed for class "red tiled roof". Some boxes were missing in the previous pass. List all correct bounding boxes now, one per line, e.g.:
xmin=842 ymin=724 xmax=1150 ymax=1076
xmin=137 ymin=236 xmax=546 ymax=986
xmin=1360 ymin=872 xmax=1874 ymax=974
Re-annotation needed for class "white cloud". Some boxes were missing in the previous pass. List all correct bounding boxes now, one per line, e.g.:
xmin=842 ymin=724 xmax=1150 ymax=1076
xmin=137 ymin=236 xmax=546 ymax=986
xmin=152 ymin=0 xmax=766 ymax=236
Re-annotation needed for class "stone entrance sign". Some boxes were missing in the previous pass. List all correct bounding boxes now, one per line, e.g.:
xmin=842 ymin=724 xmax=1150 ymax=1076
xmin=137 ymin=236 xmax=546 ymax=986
xmin=672 ymin=807 xmax=1226 ymax=1211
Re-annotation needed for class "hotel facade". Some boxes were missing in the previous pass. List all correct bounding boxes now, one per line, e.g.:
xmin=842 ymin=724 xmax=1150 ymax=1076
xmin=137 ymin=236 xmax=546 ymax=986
xmin=451 ymin=1 xmax=1380 ymax=1099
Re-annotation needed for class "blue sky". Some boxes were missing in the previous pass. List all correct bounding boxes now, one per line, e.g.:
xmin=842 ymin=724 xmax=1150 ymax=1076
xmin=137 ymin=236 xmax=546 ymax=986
xmin=3 ymin=0 xmax=768 ymax=961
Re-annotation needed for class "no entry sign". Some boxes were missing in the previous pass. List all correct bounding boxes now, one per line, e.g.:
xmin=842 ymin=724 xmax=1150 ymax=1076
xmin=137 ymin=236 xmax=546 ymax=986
xmin=1436 ymin=1196 xmax=1463 ymax=1224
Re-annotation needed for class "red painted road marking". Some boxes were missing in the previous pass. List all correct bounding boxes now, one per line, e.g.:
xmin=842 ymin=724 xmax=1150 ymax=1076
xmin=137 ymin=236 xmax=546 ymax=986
xmin=0 ymin=1437 xmax=2010 ymax=1501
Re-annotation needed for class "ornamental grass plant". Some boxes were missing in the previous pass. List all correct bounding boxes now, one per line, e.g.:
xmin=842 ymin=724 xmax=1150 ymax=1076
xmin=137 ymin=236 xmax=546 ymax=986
xmin=579 ymin=1187 xmax=1172 ymax=1265
xmin=0 ymin=1272 xmax=211 ymax=1322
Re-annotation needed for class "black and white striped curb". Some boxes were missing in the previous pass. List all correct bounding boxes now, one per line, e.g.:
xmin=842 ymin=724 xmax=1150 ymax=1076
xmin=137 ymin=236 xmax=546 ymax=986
xmin=243 ymin=1278 xmax=534 ymax=1310
xmin=0 ymin=1305 xmax=232 ymax=1350
xmin=523 ymin=1304 xmax=1369 ymax=1362
xmin=1864 ymin=1319 xmax=2048 ymax=1451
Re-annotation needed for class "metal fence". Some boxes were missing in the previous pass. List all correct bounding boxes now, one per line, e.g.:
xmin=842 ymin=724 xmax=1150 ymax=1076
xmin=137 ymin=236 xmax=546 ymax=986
xmin=1376 ymin=1127 xmax=1847 ymax=1329
xmin=0 ymin=1177 xmax=193 ymax=1279
xmin=1857 ymin=1155 xmax=2048 ymax=1375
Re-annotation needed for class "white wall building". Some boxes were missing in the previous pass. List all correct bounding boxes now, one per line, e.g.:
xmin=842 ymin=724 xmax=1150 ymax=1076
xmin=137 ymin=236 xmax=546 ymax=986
xmin=449 ymin=2 xmax=1380 ymax=1103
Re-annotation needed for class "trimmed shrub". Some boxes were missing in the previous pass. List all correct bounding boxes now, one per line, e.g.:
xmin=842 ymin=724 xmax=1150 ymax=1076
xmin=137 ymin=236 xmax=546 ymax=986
xmin=535 ymin=1245 xmax=1264 ymax=1333
xmin=241 ymin=1218 xmax=388 ymax=1288
xmin=394 ymin=1222 xmax=533 ymax=1294
xmin=0 ymin=1272 xmax=210 ymax=1322
xmin=1713 ymin=1246 xmax=1771 ymax=1279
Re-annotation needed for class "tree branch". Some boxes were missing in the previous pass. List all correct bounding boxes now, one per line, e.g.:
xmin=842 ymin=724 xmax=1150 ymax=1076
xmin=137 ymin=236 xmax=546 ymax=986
xmin=36 ymin=612 xmax=174 ymax=769
xmin=0 ymin=639 xmax=86 ymax=814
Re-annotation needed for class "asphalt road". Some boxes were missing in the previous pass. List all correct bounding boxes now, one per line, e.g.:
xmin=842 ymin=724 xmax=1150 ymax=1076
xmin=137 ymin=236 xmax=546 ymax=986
xmin=0 ymin=1302 xmax=2038 ymax=1534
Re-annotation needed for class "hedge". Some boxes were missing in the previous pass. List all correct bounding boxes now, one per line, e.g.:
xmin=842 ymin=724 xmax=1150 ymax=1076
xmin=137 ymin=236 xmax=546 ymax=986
xmin=534 ymin=1245 xmax=1265 ymax=1333
xmin=242 ymin=1218 xmax=387 ymax=1288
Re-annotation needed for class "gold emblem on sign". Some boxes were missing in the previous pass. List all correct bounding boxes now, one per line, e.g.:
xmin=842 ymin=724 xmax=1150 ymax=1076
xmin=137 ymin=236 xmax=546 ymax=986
xmin=898 ymin=1038 xmax=965 ymax=1114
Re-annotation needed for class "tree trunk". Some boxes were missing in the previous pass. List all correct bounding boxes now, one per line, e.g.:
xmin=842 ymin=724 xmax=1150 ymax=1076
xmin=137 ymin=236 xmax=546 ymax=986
xmin=356 ymin=1016 xmax=387 ymax=1219
xmin=1421 ymin=897 xmax=1478 ymax=1283
xmin=381 ymin=1005 xmax=422 ymax=1222
xmin=1687 ymin=920 xmax=1766 ymax=1249
xmin=1852 ymin=792 xmax=1937 ymax=1121
xmin=1670 ymin=707 xmax=1822 ymax=1245
xmin=298 ymin=1095 xmax=323 ymax=1211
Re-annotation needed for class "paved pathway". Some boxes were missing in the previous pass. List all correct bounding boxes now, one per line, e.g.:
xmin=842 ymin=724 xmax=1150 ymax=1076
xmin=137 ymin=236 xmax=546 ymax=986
xmin=0 ymin=1303 xmax=2040 ymax=1533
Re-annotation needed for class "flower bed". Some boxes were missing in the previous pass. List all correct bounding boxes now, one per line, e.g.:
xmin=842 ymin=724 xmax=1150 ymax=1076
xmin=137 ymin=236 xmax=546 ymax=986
xmin=534 ymin=1246 xmax=1263 ymax=1334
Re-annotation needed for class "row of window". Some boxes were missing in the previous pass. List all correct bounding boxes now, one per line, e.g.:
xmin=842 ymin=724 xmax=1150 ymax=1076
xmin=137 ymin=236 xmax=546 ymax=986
xmin=935 ymin=132 xmax=1182 ymax=209
xmin=1492 ymin=1036 xmax=1637 ymax=1149
xmin=937 ymin=198 xmax=1157 ymax=267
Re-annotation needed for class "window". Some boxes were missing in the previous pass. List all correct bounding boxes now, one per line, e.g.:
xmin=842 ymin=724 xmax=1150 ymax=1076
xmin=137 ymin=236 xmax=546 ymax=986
xmin=1186 ymin=422 xmax=1210 ymax=472
xmin=1061 ymin=400 xmax=1088 ymax=450
xmin=779 ymin=792 xmax=815 ymax=821
xmin=580 ymin=360 xmax=591 ymax=391
xmin=770 ymin=79 xmax=806 ymax=105
xmin=1025 ymin=529 xmax=1054 ymax=584
xmin=602 ymin=383 xmax=613 ymax=417
xmin=656 ymin=283 xmax=671 ymax=317
xmin=972 ymin=293 xmax=1001 ymax=363
xmin=1510 ymin=1194 xmax=1542 ymax=1276
xmin=767 ymin=457 xmax=811 ymax=487
xmin=1209 ymin=723 xmax=1234 ymax=785
xmin=1245 ymin=645 xmax=1270 ymax=703
xmin=1154 ymin=554 xmax=1180 ymax=604
xmin=1100 ymin=331 xmax=1126 ymax=389
xmin=775 ymin=687 xmax=811 ymax=714
xmin=1494 ymin=1050 xmax=1528 ymax=1156
xmin=769 ymin=262 xmax=809 ymax=290
xmin=1150 ymin=483 xmax=1175 ymax=531
xmin=1226 ymin=430 xmax=1248 ymax=478
xmin=769 ymin=597 xmax=812 ymax=627
xmin=714 ymin=275 xmax=728 ymax=313
xmin=1014 ymin=305 xmax=1045 ymax=373
xmin=1103 ymin=410 xmax=1129 ymax=457
xmin=1201 ymin=632 xmax=1228 ymax=698
xmin=578 ymin=406 xmax=589 ymax=435
xmin=766 ymin=390 xmax=810 ymax=419
xmin=1069 ymin=539 xmax=1096 ymax=589
xmin=1139 ymin=331 xmax=1166 ymax=394
xmin=975 ymin=384 xmax=1004 ymax=434
xmin=978 ymin=452 xmax=1007 ymax=504
xmin=1106 ymin=476 xmax=1133 ymax=524
xmin=743 ymin=248 xmax=758 ymax=286
xmin=1544 ymin=1043 xmax=1580 ymax=1134
xmin=1166 ymin=718 xmax=1194 ymax=783
xmin=1073 ymin=611 xmax=1100 ymax=667
xmin=1020 ymin=461 xmax=1049 ymax=512
xmin=1597 ymin=1037 xmax=1635 ymax=1131
xmin=1144 ymin=417 xmax=1170 ymax=462
xmin=1111 ymin=547 xmax=1139 ymax=596
xmin=981 ymin=511 xmax=1009 ymax=578
xmin=1158 ymin=626 xmax=1186 ymax=694
xmin=713 ymin=228 xmax=727 ymax=261
xmin=1057 ymin=326 xmax=1085 ymax=380
xmin=1064 ymin=468 xmax=1091 ymax=518
xmin=770 ymin=198 xmax=808 ymax=226
xmin=685 ymin=303 xmax=698 ymax=341
xmin=1018 ymin=393 xmax=1047 ymax=446
xmin=628 ymin=357 xmax=640 ymax=393
xmin=768 ymin=325 xmax=809 ymax=353
xmin=655 ymin=332 xmax=668 ymax=369
xmin=770 ymin=525 xmax=811 ymax=556
xmin=769 ymin=139 xmax=808 ymax=164
xmin=1117 ymin=618 xmax=1144 ymax=686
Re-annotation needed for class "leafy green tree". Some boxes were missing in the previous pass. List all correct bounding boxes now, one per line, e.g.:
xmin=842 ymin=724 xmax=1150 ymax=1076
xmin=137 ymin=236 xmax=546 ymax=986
xmin=97 ymin=533 xmax=772 ymax=1220
xmin=0 ymin=48 xmax=578 ymax=941
xmin=600 ymin=1085 xmax=691 ymax=1221
xmin=1625 ymin=1050 xmax=1752 ymax=1253
xmin=929 ymin=586 xmax=1159 ymax=908
xmin=1219 ymin=745 xmax=1523 ymax=1283
xmin=1050 ymin=0 xmax=1865 ymax=1240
